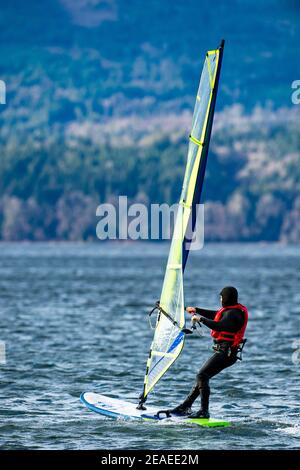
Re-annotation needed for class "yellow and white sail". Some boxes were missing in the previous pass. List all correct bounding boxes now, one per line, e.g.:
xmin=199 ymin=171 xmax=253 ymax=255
xmin=139 ymin=41 xmax=225 ymax=405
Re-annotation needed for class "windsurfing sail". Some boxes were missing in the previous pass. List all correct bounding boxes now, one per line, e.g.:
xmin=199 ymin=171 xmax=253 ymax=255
xmin=138 ymin=40 xmax=225 ymax=408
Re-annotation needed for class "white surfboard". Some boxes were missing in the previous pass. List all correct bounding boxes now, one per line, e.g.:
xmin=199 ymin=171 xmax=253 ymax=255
xmin=80 ymin=392 xmax=230 ymax=427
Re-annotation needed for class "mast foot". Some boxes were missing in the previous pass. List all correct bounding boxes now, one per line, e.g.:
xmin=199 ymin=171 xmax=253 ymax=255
xmin=136 ymin=403 xmax=147 ymax=410
xmin=137 ymin=393 xmax=147 ymax=410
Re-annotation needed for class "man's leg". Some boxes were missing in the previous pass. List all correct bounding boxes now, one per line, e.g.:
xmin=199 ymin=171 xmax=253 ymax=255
xmin=168 ymin=384 xmax=200 ymax=415
xmin=166 ymin=350 xmax=237 ymax=417
xmin=190 ymin=351 xmax=237 ymax=417
xmin=167 ymin=351 xmax=236 ymax=416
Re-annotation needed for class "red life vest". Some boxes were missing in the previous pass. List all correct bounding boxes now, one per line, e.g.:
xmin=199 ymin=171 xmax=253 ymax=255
xmin=211 ymin=303 xmax=248 ymax=348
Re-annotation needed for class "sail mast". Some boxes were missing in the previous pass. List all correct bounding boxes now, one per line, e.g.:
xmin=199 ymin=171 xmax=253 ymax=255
xmin=183 ymin=39 xmax=225 ymax=270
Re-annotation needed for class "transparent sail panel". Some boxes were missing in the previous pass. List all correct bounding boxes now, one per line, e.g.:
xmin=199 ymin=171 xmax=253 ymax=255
xmin=181 ymin=51 xmax=219 ymax=234
xmin=191 ymin=51 xmax=218 ymax=143
xmin=144 ymin=204 xmax=184 ymax=396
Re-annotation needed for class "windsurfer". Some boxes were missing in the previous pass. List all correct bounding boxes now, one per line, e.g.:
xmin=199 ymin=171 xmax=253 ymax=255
xmin=167 ymin=286 xmax=248 ymax=419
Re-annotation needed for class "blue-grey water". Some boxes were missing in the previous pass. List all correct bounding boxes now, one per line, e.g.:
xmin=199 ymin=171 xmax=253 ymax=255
xmin=0 ymin=242 xmax=299 ymax=450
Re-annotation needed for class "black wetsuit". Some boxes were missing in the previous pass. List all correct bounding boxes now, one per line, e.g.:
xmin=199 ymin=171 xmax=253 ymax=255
xmin=182 ymin=306 xmax=246 ymax=414
xmin=195 ymin=307 xmax=245 ymax=333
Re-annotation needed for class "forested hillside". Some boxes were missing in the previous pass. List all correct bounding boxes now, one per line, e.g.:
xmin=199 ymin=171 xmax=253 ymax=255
xmin=0 ymin=0 xmax=300 ymax=241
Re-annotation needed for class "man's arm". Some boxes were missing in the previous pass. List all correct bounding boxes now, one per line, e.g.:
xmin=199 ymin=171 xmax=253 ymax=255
xmin=199 ymin=309 xmax=244 ymax=332
xmin=195 ymin=308 xmax=217 ymax=320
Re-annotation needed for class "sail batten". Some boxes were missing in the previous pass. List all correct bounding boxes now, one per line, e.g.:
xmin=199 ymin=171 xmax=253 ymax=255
xmin=139 ymin=41 xmax=225 ymax=405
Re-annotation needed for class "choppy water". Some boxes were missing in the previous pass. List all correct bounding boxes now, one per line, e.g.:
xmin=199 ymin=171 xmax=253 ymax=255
xmin=0 ymin=242 xmax=299 ymax=450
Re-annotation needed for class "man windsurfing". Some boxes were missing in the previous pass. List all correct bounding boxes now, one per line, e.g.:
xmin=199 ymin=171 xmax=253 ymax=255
xmin=165 ymin=286 xmax=248 ymax=419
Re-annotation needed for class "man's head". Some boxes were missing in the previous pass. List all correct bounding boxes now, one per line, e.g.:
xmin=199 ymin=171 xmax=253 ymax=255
xmin=220 ymin=286 xmax=238 ymax=307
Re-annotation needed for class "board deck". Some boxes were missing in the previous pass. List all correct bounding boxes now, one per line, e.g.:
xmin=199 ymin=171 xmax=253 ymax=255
xmin=80 ymin=392 xmax=230 ymax=427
